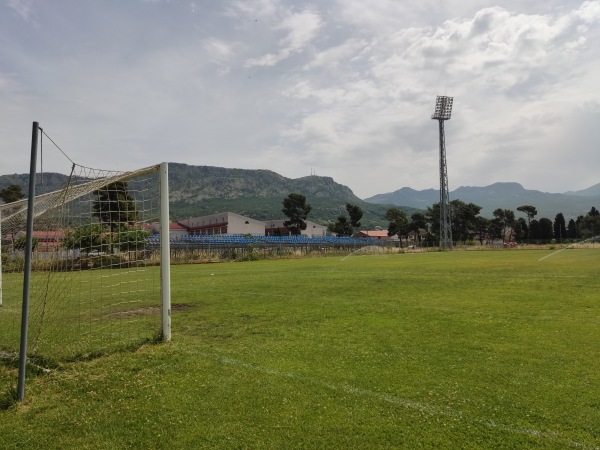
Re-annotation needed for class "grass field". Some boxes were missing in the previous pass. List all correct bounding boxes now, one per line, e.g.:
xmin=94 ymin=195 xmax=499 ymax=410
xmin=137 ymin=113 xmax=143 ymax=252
xmin=0 ymin=264 xmax=161 ymax=361
xmin=1 ymin=249 xmax=599 ymax=449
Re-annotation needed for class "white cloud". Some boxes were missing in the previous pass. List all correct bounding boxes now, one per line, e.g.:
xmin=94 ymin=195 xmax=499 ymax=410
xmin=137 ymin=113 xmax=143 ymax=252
xmin=203 ymin=37 xmax=235 ymax=61
xmin=245 ymin=9 xmax=323 ymax=67
xmin=575 ymin=0 xmax=600 ymax=22
xmin=7 ymin=0 xmax=35 ymax=23
xmin=224 ymin=0 xmax=281 ymax=19
xmin=302 ymin=38 xmax=371 ymax=71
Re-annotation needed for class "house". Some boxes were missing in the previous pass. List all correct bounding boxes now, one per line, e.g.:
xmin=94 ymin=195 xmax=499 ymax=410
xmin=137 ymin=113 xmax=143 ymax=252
xmin=407 ymin=229 xmax=427 ymax=244
xmin=354 ymin=230 xmax=395 ymax=240
xmin=12 ymin=230 xmax=66 ymax=252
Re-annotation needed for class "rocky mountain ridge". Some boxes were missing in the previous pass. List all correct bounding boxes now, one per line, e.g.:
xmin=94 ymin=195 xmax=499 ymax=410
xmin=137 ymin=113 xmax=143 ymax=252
xmin=2 ymin=165 xmax=598 ymax=223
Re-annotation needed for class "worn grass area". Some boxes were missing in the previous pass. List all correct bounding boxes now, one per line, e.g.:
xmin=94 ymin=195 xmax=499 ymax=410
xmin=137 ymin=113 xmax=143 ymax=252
xmin=0 ymin=265 xmax=161 ymax=362
xmin=1 ymin=249 xmax=599 ymax=449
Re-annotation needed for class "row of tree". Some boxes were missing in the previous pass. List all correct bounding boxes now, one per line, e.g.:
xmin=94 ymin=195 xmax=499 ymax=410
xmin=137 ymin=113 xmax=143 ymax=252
xmin=399 ymin=201 xmax=600 ymax=245
xmin=279 ymin=193 xmax=600 ymax=244
xmin=3 ymin=185 xmax=600 ymax=247
xmin=426 ymin=201 xmax=600 ymax=244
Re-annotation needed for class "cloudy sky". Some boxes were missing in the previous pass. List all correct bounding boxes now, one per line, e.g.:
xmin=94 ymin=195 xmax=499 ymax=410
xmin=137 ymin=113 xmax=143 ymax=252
xmin=1 ymin=0 xmax=599 ymax=198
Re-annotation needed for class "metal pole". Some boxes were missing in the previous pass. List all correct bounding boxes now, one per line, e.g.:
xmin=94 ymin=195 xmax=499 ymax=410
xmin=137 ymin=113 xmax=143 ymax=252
xmin=17 ymin=121 xmax=39 ymax=401
xmin=438 ymin=119 xmax=452 ymax=250
xmin=159 ymin=162 xmax=171 ymax=342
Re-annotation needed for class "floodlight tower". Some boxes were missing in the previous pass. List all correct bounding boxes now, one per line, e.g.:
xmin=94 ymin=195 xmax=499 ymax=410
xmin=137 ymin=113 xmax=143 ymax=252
xmin=432 ymin=95 xmax=453 ymax=250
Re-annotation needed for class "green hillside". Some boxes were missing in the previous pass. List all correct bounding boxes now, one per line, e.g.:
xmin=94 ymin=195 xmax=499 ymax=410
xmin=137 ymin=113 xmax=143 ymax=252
xmin=0 ymin=163 xmax=413 ymax=229
xmin=167 ymin=164 xmax=410 ymax=228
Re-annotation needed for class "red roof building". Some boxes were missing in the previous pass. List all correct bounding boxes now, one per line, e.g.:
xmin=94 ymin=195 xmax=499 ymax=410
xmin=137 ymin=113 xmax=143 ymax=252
xmin=355 ymin=230 xmax=394 ymax=240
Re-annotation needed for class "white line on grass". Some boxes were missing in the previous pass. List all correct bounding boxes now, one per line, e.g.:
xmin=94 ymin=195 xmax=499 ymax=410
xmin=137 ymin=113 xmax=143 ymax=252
xmin=183 ymin=348 xmax=594 ymax=449
xmin=539 ymin=248 xmax=567 ymax=261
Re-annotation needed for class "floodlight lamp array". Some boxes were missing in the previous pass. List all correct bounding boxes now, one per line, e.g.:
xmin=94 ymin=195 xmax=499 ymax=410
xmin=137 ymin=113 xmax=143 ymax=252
xmin=431 ymin=96 xmax=453 ymax=120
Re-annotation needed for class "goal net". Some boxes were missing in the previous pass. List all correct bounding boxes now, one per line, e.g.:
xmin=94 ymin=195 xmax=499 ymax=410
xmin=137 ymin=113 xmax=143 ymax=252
xmin=0 ymin=163 xmax=170 ymax=367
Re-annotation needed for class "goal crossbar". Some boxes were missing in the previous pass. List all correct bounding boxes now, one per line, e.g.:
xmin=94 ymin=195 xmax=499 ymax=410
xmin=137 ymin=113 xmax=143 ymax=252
xmin=0 ymin=164 xmax=161 ymax=227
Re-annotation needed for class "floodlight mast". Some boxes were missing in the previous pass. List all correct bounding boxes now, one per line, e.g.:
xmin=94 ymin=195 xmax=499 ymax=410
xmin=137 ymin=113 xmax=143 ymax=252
xmin=432 ymin=96 xmax=453 ymax=250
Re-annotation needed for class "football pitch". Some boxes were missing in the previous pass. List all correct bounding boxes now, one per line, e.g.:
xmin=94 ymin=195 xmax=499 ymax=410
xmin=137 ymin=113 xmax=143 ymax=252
xmin=1 ymin=249 xmax=599 ymax=448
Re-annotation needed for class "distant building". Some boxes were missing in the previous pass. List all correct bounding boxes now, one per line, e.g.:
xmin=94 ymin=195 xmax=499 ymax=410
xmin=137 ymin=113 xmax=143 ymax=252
xmin=168 ymin=222 xmax=189 ymax=238
xmin=12 ymin=230 xmax=66 ymax=251
xmin=35 ymin=230 xmax=66 ymax=250
xmin=265 ymin=220 xmax=328 ymax=237
xmin=151 ymin=213 xmax=328 ymax=238
xmin=354 ymin=230 xmax=396 ymax=241
xmin=146 ymin=221 xmax=189 ymax=239
xmin=407 ymin=229 xmax=428 ymax=243
xmin=178 ymin=212 xmax=266 ymax=236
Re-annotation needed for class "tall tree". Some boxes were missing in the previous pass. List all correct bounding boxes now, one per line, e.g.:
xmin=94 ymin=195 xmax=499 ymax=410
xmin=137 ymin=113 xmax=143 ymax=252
xmin=553 ymin=213 xmax=567 ymax=242
xmin=492 ymin=208 xmax=515 ymax=243
xmin=473 ymin=216 xmax=490 ymax=244
xmin=93 ymin=181 xmax=139 ymax=231
xmin=425 ymin=204 xmax=440 ymax=242
xmin=385 ymin=207 xmax=409 ymax=247
xmin=517 ymin=205 xmax=537 ymax=241
xmin=0 ymin=184 xmax=24 ymax=203
xmin=577 ymin=207 xmax=600 ymax=238
xmin=409 ymin=212 xmax=428 ymax=244
xmin=329 ymin=203 xmax=363 ymax=236
xmin=567 ymin=218 xmax=578 ymax=239
xmin=328 ymin=215 xmax=352 ymax=236
xmin=487 ymin=218 xmax=504 ymax=241
xmin=538 ymin=218 xmax=554 ymax=241
xmin=529 ymin=219 xmax=541 ymax=240
xmin=346 ymin=203 xmax=363 ymax=228
xmin=282 ymin=193 xmax=312 ymax=236
xmin=450 ymin=200 xmax=482 ymax=242
xmin=515 ymin=218 xmax=527 ymax=242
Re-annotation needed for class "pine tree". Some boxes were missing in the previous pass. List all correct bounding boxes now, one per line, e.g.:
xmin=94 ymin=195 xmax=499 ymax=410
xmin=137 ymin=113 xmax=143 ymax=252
xmin=282 ymin=193 xmax=312 ymax=236
xmin=93 ymin=182 xmax=139 ymax=231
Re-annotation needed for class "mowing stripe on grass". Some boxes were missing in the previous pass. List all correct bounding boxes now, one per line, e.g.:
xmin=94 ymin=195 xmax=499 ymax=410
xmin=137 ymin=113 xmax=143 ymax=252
xmin=181 ymin=346 xmax=593 ymax=449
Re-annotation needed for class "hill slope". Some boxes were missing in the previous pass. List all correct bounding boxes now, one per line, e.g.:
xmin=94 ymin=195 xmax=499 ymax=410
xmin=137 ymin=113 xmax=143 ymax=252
xmin=564 ymin=183 xmax=600 ymax=197
xmin=167 ymin=164 xmax=408 ymax=227
xmin=0 ymin=164 xmax=412 ymax=228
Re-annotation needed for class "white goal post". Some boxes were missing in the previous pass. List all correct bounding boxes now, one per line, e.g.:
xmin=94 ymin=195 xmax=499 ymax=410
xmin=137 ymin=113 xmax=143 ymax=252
xmin=0 ymin=162 xmax=171 ymax=368
xmin=159 ymin=162 xmax=171 ymax=341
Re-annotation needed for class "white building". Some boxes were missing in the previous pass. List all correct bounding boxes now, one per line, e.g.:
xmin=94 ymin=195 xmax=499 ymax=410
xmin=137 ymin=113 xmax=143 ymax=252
xmin=178 ymin=212 xmax=266 ymax=236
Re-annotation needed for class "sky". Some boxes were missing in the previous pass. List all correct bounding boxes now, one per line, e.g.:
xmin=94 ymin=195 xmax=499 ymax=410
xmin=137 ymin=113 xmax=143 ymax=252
xmin=1 ymin=0 xmax=599 ymax=199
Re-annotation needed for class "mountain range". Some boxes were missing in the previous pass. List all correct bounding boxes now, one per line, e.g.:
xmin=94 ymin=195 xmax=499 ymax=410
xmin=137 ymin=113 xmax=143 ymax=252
xmin=0 ymin=164 xmax=415 ymax=228
xmin=365 ymin=182 xmax=600 ymax=220
xmin=1 ymin=163 xmax=599 ymax=225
